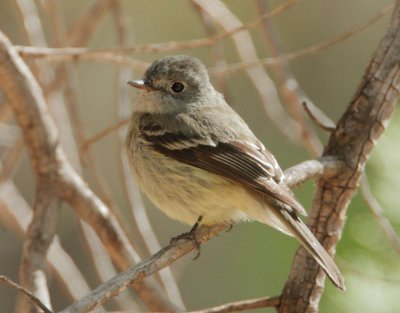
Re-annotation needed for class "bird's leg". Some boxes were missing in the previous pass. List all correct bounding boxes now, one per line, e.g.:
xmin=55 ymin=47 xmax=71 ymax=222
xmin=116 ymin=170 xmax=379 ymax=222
xmin=170 ymin=215 xmax=203 ymax=260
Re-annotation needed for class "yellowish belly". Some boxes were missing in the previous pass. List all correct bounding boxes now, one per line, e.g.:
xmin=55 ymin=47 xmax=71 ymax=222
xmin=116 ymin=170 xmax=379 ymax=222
xmin=129 ymin=145 xmax=257 ymax=225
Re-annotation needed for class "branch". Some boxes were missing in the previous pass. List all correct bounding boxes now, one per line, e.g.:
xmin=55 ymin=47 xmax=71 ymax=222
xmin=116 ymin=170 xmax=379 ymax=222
xmin=58 ymin=157 xmax=342 ymax=313
xmin=193 ymin=0 xmax=303 ymax=144
xmin=256 ymin=0 xmax=322 ymax=156
xmin=279 ymin=2 xmax=400 ymax=312
xmin=188 ymin=296 xmax=281 ymax=313
xmin=0 ymin=30 xmax=178 ymax=312
xmin=302 ymin=102 xmax=336 ymax=132
xmin=18 ymin=182 xmax=59 ymax=312
xmin=0 ymin=179 xmax=96 ymax=303
xmin=0 ymin=276 xmax=53 ymax=313
xmin=14 ymin=3 xmax=392 ymax=74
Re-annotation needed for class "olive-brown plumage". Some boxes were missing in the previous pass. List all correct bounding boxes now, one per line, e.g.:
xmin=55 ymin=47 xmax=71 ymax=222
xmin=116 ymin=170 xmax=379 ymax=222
xmin=126 ymin=55 xmax=345 ymax=290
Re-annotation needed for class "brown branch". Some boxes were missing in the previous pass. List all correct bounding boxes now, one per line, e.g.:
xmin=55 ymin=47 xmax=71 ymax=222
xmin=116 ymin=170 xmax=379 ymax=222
xmin=6 ymin=3 xmax=61 ymax=310
xmin=188 ymin=296 xmax=281 ymax=313
xmin=0 ymin=30 xmax=178 ymax=312
xmin=217 ymin=3 xmax=394 ymax=74
xmin=0 ymin=276 xmax=53 ymax=313
xmin=18 ymin=182 xmax=59 ymax=312
xmin=279 ymin=1 xmax=400 ymax=312
xmin=14 ymin=2 xmax=392 ymax=75
xmin=111 ymin=1 xmax=185 ymax=308
xmin=57 ymin=157 xmax=342 ymax=313
xmin=192 ymin=2 xmax=232 ymax=102
xmin=80 ymin=118 xmax=129 ymax=155
xmin=256 ymin=0 xmax=322 ymax=156
xmin=0 ymin=179 xmax=96 ymax=303
xmin=16 ymin=0 xmax=297 ymax=59
xmin=302 ymin=102 xmax=336 ymax=132
xmin=193 ymin=0 xmax=303 ymax=144
xmin=67 ymin=0 xmax=116 ymax=45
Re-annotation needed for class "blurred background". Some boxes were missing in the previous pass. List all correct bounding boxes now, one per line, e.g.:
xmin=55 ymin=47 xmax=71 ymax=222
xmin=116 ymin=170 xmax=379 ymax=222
xmin=0 ymin=0 xmax=399 ymax=312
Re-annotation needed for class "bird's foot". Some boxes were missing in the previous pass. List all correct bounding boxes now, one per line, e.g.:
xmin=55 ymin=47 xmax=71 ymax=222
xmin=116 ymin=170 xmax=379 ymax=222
xmin=170 ymin=216 xmax=203 ymax=260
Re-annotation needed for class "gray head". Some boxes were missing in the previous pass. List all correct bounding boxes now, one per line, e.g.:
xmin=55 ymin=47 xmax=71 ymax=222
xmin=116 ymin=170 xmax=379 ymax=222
xmin=128 ymin=55 xmax=215 ymax=113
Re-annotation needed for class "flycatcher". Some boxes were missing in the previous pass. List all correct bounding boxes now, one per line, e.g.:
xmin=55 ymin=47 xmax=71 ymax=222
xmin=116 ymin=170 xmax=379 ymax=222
xmin=125 ymin=55 xmax=345 ymax=290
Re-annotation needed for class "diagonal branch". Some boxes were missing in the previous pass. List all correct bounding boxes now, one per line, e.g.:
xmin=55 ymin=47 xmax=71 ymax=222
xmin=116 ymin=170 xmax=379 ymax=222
xmin=58 ymin=157 xmax=343 ymax=313
xmin=279 ymin=2 xmax=400 ymax=312
xmin=0 ymin=30 xmax=178 ymax=313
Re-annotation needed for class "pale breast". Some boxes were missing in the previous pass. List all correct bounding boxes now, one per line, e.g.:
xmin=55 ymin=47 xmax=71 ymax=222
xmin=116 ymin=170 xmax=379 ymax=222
xmin=128 ymin=141 xmax=254 ymax=225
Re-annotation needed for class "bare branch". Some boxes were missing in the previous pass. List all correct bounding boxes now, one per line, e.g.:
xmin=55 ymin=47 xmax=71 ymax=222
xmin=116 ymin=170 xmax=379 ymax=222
xmin=302 ymin=102 xmax=336 ymax=132
xmin=0 ymin=276 xmax=53 ymax=313
xmin=111 ymin=1 xmax=185 ymax=308
xmin=188 ymin=296 xmax=280 ymax=313
xmin=279 ymin=2 xmax=400 ymax=312
xmin=0 ymin=179 xmax=95 ymax=303
xmin=67 ymin=0 xmax=117 ymax=46
xmin=193 ymin=0 xmax=302 ymax=144
xmin=14 ymin=3 xmax=392 ymax=75
xmin=216 ymin=3 xmax=394 ymax=74
xmin=19 ymin=182 xmax=59 ymax=312
xmin=80 ymin=118 xmax=129 ymax=155
xmin=256 ymin=0 xmax=322 ymax=156
xmin=283 ymin=157 xmax=344 ymax=188
xmin=0 ymin=30 xmax=178 ymax=313
xmin=192 ymin=2 xmax=231 ymax=101
xmin=57 ymin=157 xmax=342 ymax=313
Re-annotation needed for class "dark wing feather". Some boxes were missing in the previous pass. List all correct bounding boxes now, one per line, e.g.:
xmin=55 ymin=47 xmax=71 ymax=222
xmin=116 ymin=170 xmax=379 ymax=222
xmin=141 ymin=123 xmax=307 ymax=216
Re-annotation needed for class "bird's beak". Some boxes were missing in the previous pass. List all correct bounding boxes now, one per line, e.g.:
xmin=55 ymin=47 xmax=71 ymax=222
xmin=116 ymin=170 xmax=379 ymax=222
xmin=127 ymin=80 xmax=153 ymax=91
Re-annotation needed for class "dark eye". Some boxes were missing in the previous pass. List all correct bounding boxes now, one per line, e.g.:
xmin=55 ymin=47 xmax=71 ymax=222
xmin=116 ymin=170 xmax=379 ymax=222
xmin=171 ymin=82 xmax=185 ymax=93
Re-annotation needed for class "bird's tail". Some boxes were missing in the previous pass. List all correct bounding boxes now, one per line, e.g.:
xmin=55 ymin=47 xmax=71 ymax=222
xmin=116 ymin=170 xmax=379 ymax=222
xmin=278 ymin=208 xmax=345 ymax=290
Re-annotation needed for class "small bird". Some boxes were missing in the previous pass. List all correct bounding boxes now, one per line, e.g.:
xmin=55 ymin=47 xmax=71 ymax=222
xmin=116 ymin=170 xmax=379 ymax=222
xmin=125 ymin=55 xmax=345 ymax=290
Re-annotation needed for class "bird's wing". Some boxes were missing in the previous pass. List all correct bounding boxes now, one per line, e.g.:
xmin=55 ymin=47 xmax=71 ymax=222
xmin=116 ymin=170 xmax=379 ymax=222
xmin=140 ymin=120 xmax=307 ymax=216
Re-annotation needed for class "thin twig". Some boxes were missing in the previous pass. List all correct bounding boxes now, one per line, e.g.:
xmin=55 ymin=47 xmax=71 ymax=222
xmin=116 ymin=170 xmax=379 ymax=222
xmin=58 ymin=157 xmax=343 ymax=313
xmin=360 ymin=173 xmax=400 ymax=255
xmin=218 ymin=2 xmax=394 ymax=74
xmin=279 ymin=2 xmax=400 ymax=311
xmin=188 ymin=296 xmax=281 ymax=313
xmin=256 ymin=0 xmax=322 ymax=156
xmin=192 ymin=3 xmax=232 ymax=102
xmin=16 ymin=0 xmax=297 ymax=59
xmin=0 ymin=179 xmax=96 ymax=304
xmin=0 ymin=276 xmax=53 ymax=313
xmin=40 ymin=9 xmax=138 ymax=312
xmin=111 ymin=1 xmax=185 ymax=308
xmin=12 ymin=1 xmax=60 ymax=311
xmin=193 ymin=0 xmax=302 ymax=143
xmin=14 ymin=2 xmax=393 ymax=75
xmin=81 ymin=118 xmax=129 ymax=155
xmin=0 ymin=30 xmax=178 ymax=313
xmin=302 ymin=102 xmax=336 ymax=132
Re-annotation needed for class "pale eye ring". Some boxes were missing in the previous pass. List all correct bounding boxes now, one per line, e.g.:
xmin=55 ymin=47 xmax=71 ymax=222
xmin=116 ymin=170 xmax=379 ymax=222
xmin=170 ymin=82 xmax=185 ymax=93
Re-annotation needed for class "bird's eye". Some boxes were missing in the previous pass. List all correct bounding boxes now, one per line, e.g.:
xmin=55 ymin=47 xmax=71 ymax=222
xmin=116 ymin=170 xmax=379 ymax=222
xmin=171 ymin=82 xmax=185 ymax=93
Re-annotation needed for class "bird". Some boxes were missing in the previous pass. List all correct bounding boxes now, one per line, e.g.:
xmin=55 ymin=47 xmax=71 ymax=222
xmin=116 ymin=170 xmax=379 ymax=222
xmin=125 ymin=55 xmax=345 ymax=290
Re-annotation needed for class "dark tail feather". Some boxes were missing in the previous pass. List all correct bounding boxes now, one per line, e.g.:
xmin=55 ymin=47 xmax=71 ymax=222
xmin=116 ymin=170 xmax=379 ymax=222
xmin=280 ymin=209 xmax=345 ymax=290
